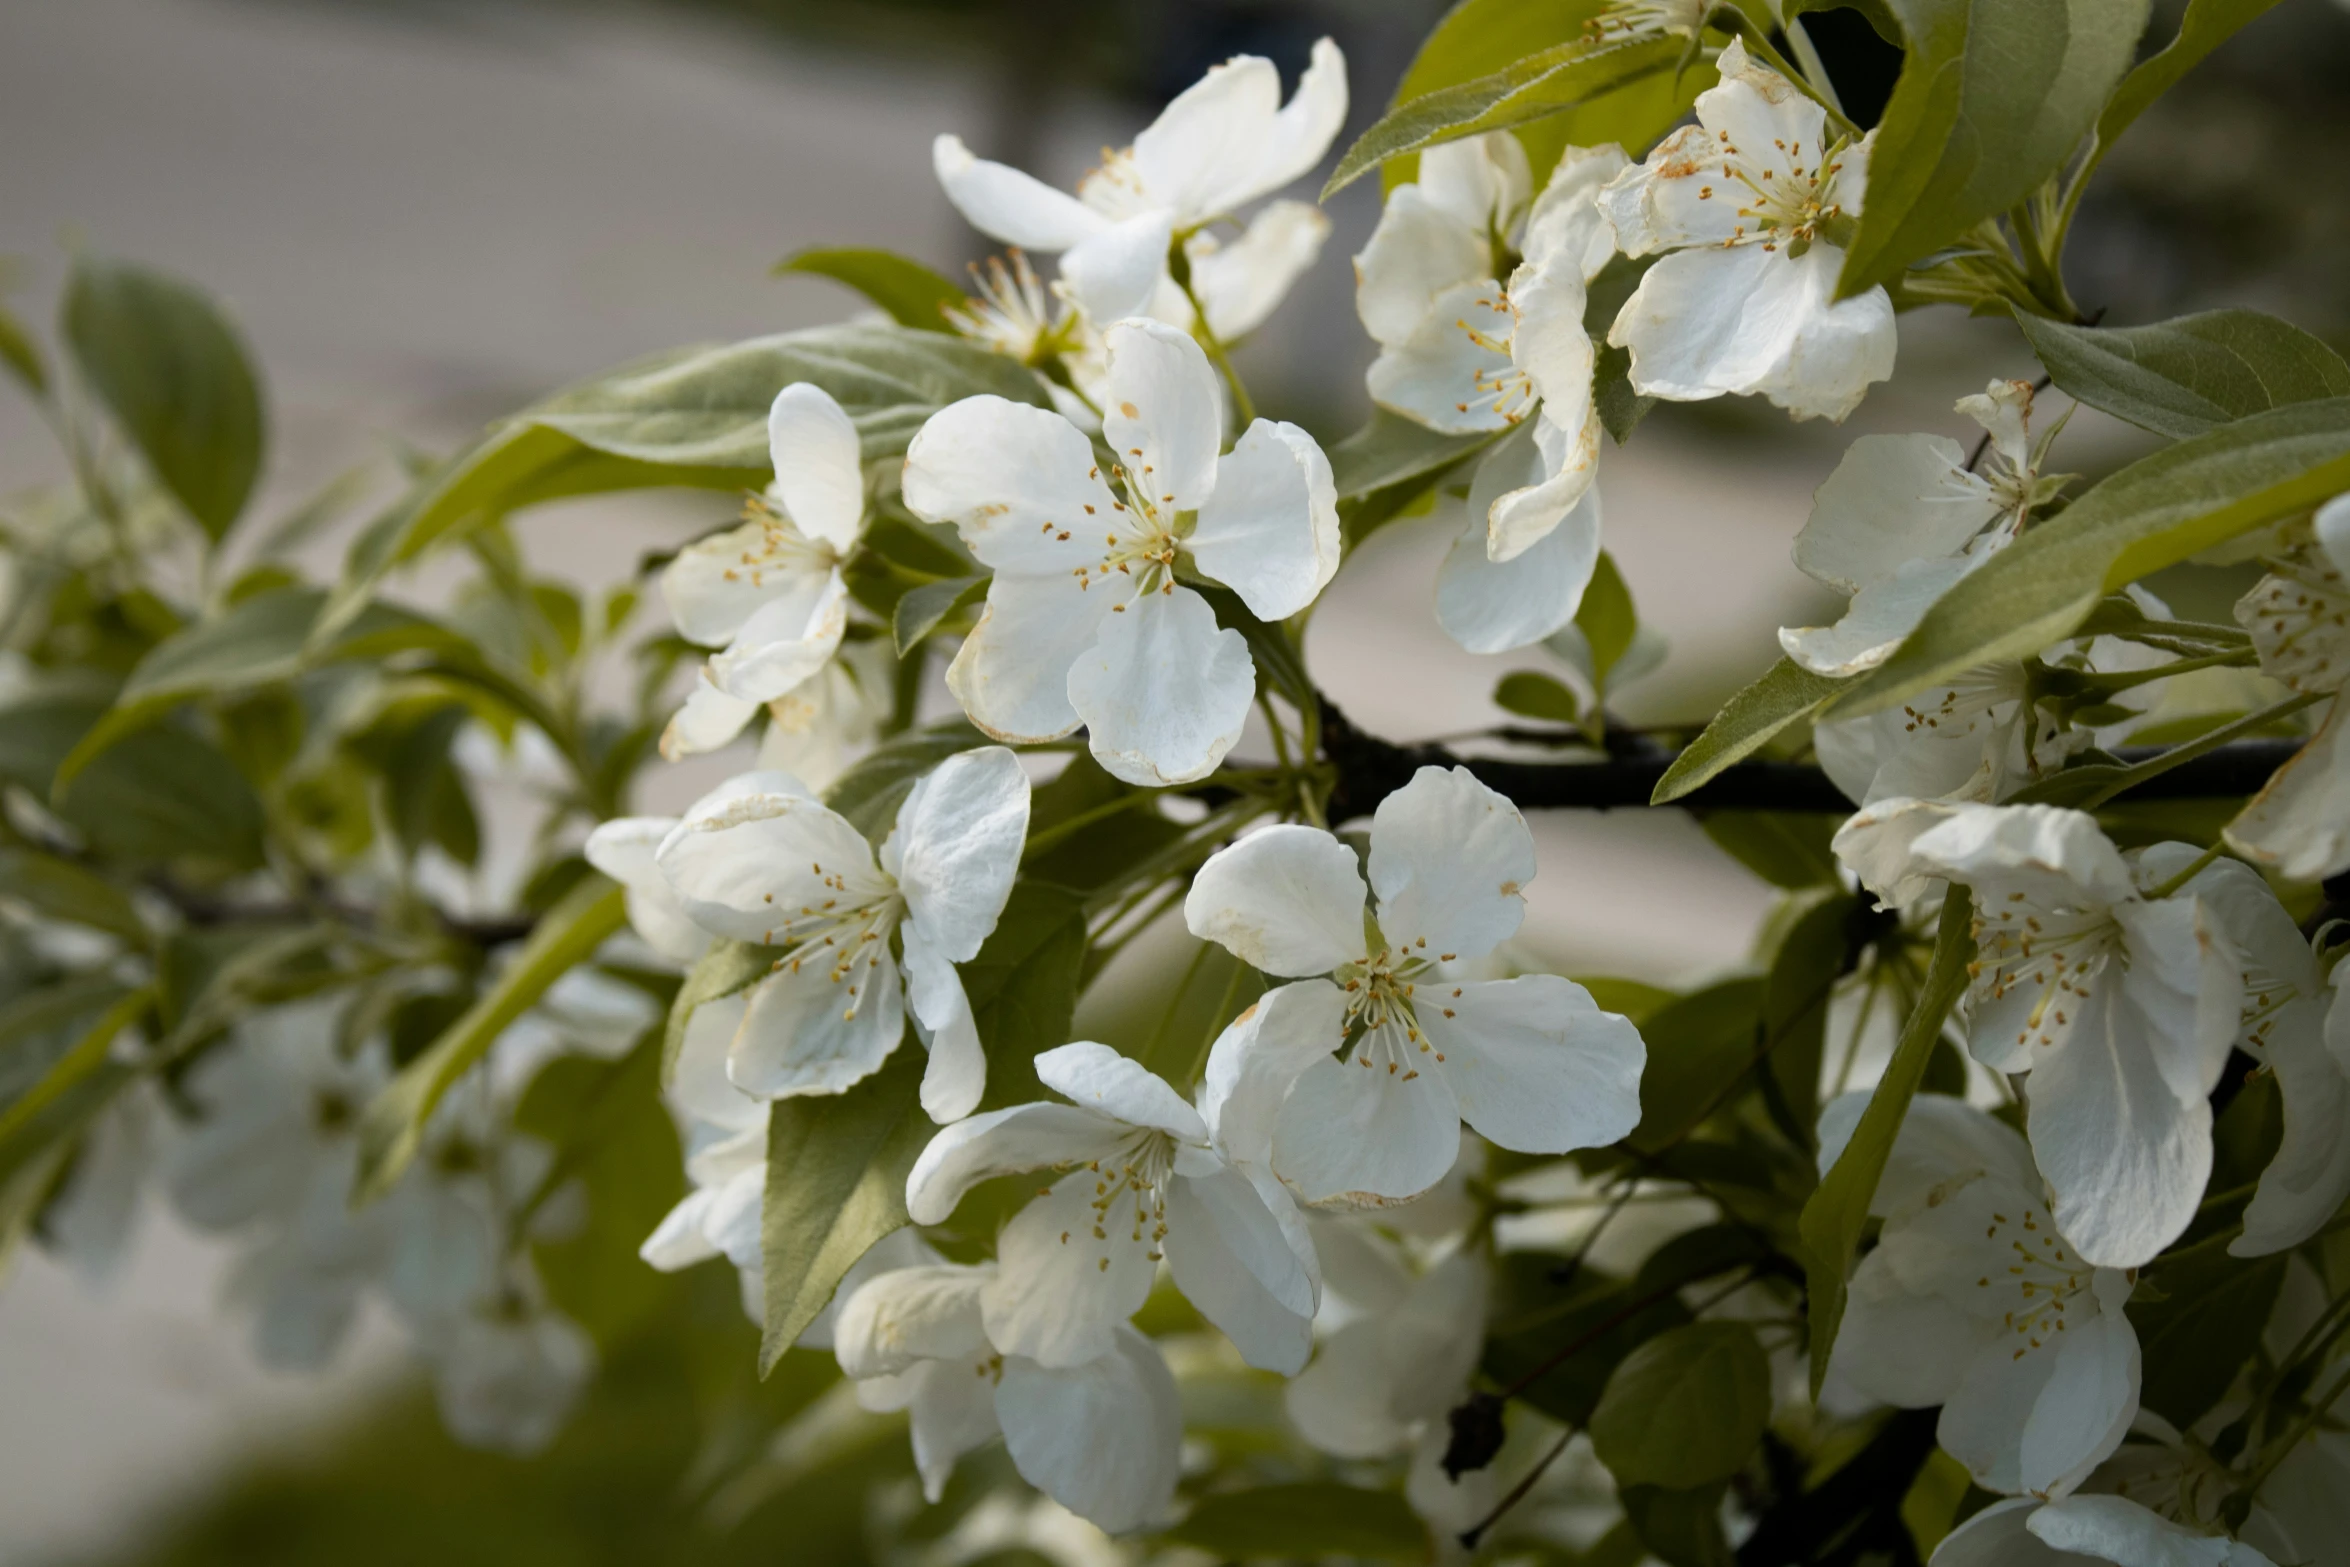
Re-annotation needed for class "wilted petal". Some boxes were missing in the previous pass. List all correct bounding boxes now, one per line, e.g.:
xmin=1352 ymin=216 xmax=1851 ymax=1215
xmin=997 ymin=1327 xmax=1182 ymax=1535
xmin=767 ymin=383 xmax=865 ymax=552
xmin=1187 ymin=418 xmax=1340 ymax=620
xmin=934 ymin=133 xmax=1107 ymax=250
xmin=1186 ymin=823 xmax=1368 ymax=977
xmin=1369 ymin=765 xmax=1534 ymax=960
xmin=891 ymin=746 xmax=1030 ymax=961
xmin=1067 ymin=585 xmax=1255 ymax=786
xmin=1427 ymin=975 xmax=1644 ymax=1155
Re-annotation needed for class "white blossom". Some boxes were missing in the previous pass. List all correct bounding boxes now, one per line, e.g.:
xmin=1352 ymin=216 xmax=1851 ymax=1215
xmin=833 ymin=1259 xmax=1182 ymax=1534
xmin=1822 ymin=1093 xmax=2138 ymax=1498
xmin=1185 ymin=765 xmax=1645 ymax=1206
xmin=1599 ymin=39 xmax=1895 ymax=421
xmin=933 ymin=41 xmax=1345 ymax=331
xmin=1833 ymin=802 xmax=2242 ymax=1268
xmin=1930 ymin=1495 xmax=2276 ymax=1566
xmin=2225 ymin=493 xmax=2350 ymax=879
xmin=944 ymin=248 xmax=1112 ymax=426
xmin=428 ymin=1301 xmax=596 ymax=1457
xmin=584 ymin=814 xmax=711 ymax=967
xmin=902 ymin=319 xmax=1339 ymax=786
xmin=904 ymin=1041 xmax=1321 ymax=1376
xmin=654 ymin=751 xmax=1029 ymax=1123
xmin=660 ymin=384 xmax=868 ymax=759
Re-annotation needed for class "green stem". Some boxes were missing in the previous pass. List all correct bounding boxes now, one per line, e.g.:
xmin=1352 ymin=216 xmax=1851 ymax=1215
xmin=1174 ymin=273 xmax=1256 ymax=429
xmin=2079 ymin=691 xmax=2323 ymax=809
xmin=2232 ymin=1361 xmax=2350 ymax=1518
xmin=1023 ymin=791 xmax=1159 ymax=856
xmin=2145 ymin=842 xmax=2228 ymax=901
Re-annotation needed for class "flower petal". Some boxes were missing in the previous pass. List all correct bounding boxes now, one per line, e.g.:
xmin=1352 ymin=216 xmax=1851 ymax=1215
xmin=983 ymin=1171 xmax=1160 ymax=1368
xmin=2226 ymin=695 xmax=2350 ymax=882
xmin=1781 ymin=551 xmax=1979 ymax=678
xmin=1188 ymin=200 xmax=1329 ymax=340
xmin=2028 ymin=1495 xmax=2248 ymax=1565
xmin=1368 ymin=765 xmax=1534 ymax=960
xmin=1794 ymin=433 xmax=1995 ymax=594
xmin=903 ymin=1357 xmax=1003 ymax=1504
xmin=946 ymin=573 xmax=1114 ymax=745
xmin=1815 ymin=1090 xmax=2041 ymax=1216
xmin=1199 ymin=979 xmax=1349 ymax=1166
xmin=1103 ymin=318 xmax=1221 ymax=513
xmin=1035 ymin=1041 xmax=1209 ymax=1141
xmin=1133 ymin=52 xmax=1282 ymax=220
xmin=1436 ymin=474 xmax=1601 ymax=654
xmin=902 ymin=395 xmax=1125 ymax=574
xmin=708 ymin=566 xmax=849 ymax=704
xmin=1521 ymin=141 xmax=1629 ymax=281
xmin=905 ymin=1101 xmax=1132 ymax=1225
xmin=901 ymin=920 xmax=987 ymax=1124
xmin=660 ymin=673 xmax=760 ymax=760
xmin=1187 ymin=418 xmax=1341 ymax=620
xmin=933 ymin=133 xmax=1107 ymax=250
xmin=655 ymin=789 xmax=883 ymax=945
xmin=1419 ymin=131 xmax=1531 ymax=235
xmin=1597 ymin=125 xmax=1742 ymax=256
xmin=1354 ymin=184 xmax=1490 ymax=349
xmin=1271 ymin=1044 xmax=1463 ymax=1206
xmin=584 ymin=816 xmax=708 ymax=965
xmin=1908 ymin=802 xmax=2139 ymax=911
xmin=662 ymin=518 xmax=802 ymax=647
xmin=1067 ymin=585 xmax=1256 ymax=786
xmin=1164 ymin=1164 xmax=1317 ymax=1372
xmin=1237 ymin=36 xmax=1349 ymax=207
xmin=833 ymin=1263 xmax=993 ymax=1377
xmin=2013 ymin=1278 xmax=2139 ymax=1498
xmin=1061 ymin=211 xmax=1177 ymax=326
xmin=1830 ymin=1249 xmax=1980 ymax=1408
xmin=1426 ymin=975 xmax=1645 ymax=1155
xmin=1367 ymin=278 xmax=1522 ymax=433
xmin=996 ymin=1327 xmax=1183 ymax=1535
xmin=2234 ymin=995 xmax=2350 ymax=1257
xmin=1185 ymin=823 xmax=1368 ymax=977
xmin=767 ymin=383 xmax=864 ymax=552
xmin=892 ymin=745 xmax=1030 ymax=961
xmin=727 ymin=951 xmax=906 ymax=1101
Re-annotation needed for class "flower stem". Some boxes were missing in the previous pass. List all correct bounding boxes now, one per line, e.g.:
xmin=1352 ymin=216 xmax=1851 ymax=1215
xmin=1174 ymin=271 xmax=1256 ymax=430
xmin=2079 ymin=691 xmax=2323 ymax=809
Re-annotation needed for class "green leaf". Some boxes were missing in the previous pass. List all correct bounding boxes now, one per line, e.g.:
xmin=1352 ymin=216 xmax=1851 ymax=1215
xmin=663 ymin=939 xmax=776 ymax=1086
xmin=960 ymin=882 xmax=1088 ymax=1111
xmin=1799 ymin=887 xmax=1972 ymax=1394
xmin=354 ymin=874 xmax=626 ymax=1201
xmin=1836 ymin=398 xmax=2350 ymax=719
xmin=1699 ymin=812 xmax=1840 ymax=889
xmin=1495 ymin=670 xmax=1582 ymax=724
xmin=1329 ymin=407 xmax=1496 ymax=503
xmin=2130 ymin=1245 xmax=2287 ymax=1428
xmin=62 ymin=254 xmax=265 ymax=541
xmin=1626 ymin=977 xmax=1766 ymax=1154
xmin=774 ymin=246 xmax=964 ymax=332
xmin=760 ymin=1045 xmax=931 ymax=1372
xmin=1837 ymin=0 xmax=2153 ymax=300
xmin=2018 ymin=309 xmax=2350 ymax=440
xmin=890 ymin=572 xmax=988 ymax=655
xmin=0 ymin=986 xmax=148 ymax=1154
xmin=1163 ymin=1483 xmax=1429 ymax=1561
xmin=1324 ymin=33 xmax=1685 ymax=197
xmin=1577 ymin=550 xmax=1638 ymax=686
xmin=0 ymin=848 xmax=146 ymax=944
xmin=1759 ymin=891 xmax=1863 ymax=1148
xmin=1483 ymin=1259 xmax=1693 ymax=1426
xmin=0 ymin=696 xmax=265 ymax=869
xmin=2094 ymin=0 xmax=2287 ymax=157
xmin=823 ymin=718 xmax=990 ymax=839
xmin=1653 ymin=658 xmax=1847 ymax=804
xmin=1618 ymin=1482 xmax=1734 ymax=1567
xmin=1593 ymin=1323 xmax=1773 ymax=1487
xmin=0 ymin=293 xmax=46 ymax=395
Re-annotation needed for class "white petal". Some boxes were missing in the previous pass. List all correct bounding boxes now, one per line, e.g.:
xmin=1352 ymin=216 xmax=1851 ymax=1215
xmin=1187 ymin=200 xmax=1329 ymax=341
xmin=1521 ymin=141 xmax=1629 ymax=281
xmin=1036 ymin=1041 xmax=1209 ymax=1141
xmin=1237 ymin=37 xmax=1349 ymax=207
xmin=2028 ymin=1495 xmax=2245 ymax=1565
xmin=2013 ymin=1277 xmax=2139 ymax=1498
xmin=903 ymin=1357 xmax=1003 ymax=1503
xmin=832 ymin=1263 xmax=992 ymax=1378
xmin=1419 ymin=132 xmax=1530 ymax=234
xmin=1366 ymin=278 xmax=1523 ymax=433
xmin=1701 ymin=39 xmax=1828 ymax=160
xmin=2318 ymin=492 xmax=2350 ymax=577
xmin=1781 ymin=551 xmax=1978 ymax=677
xmin=933 ymin=133 xmax=1107 ymax=250
xmin=1369 ymin=765 xmax=1534 ymax=960
xmin=892 ymin=745 xmax=1030 ymax=961
xmin=983 ymin=1172 xmax=1159 ymax=1368
xmin=430 ymin=1312 xmax=594 ymax=1457
xmin=1794 ymin=433 xmax=1993 ymax=593
xmin=1489 ymin=405 xmax=1600 ymax=564
xmin=2226 ymin=695 xmax=2350 ymax=882
xmin=2181 ymin=855 xmax=2321 ymax=1001
xmin=662 ymin=518 xmax=799 ymax=647
xmin=1199 ymin=979 xmax=1349 ymax=1166
xmin=1908 ymin=802 xmax=2139 ymax=911
xmin=660 ymin=673 xmax=759 ymax=760
xmin=1271 ymin=1043 xmax=1464 ymax=1206
xmin=1185 ymin=823 xmax=1368 ymax=976
xmin=1830 ymin=1249 xmax=1980 ymax=1408
xmin=708 ymin=566 xmax=849 ymax=704
xmin=1597 ymin=124 xmax=1745 ymax=256
xmin=2233 ymin=997 xmax=2350 ymax=1256
xmin=1830 ymin=796 xmax=1964 ymax=907
xmin=584 ymin=816 xmax=708 ymax=965
xmin=1427 ymin=976 xmax=1645 ymax=1155
xmin=1132 ymin=53 xmax=1282 ymax=220
xmin=767 ymin=383 xmax=864 ymax=552
xmin=901 ymin=920 xmax=986 ymax=1124
xmin=727 ymin=952 xmax=906 ymax=1100
xmin=1285 ymin=1316 xmax=1416 ymax=1457
xmin=1927 ymin=1499 xmax=2075 ymax=1567
xmin=946 ymin=573 xmax=1114 ymax=745
xmin=901 ymin=395 xmax=1125 ymax=573
xmin=655 ymin=790 xmax=882 ymax=945
xmin=1164 ymin=1165 xmax=1317 ymax=1372
xmin=1103 ymin=318 xmax=1221 ymax=513
xmin=1067 ymin=585 xmax=1256 ymax=786
xmin=1609 ymin=243 xmax=1895 ymax=423
xmin=905 ymin=1101 xmax=1132 ymax=1225
xmin=638 ymin=1187 xmax=724 ymax=1271
xmin=996 ymin=1327 xmax=1182 ymax=1535
xmin=1503 ymin=262 xmax=1596 ymax=480
xmin=1353 ymin=184 xmax=1489 ymax=349
xmin=1815 ymin=1090 xmax=2041 ymax=1216
xmin=1062 ymin=212 xmax=1177 ymax=326
xmin=1187 ymin=418 xmax=1340 ymax=619
xmin=1437 ymin=483 xmax=1600 ymax=655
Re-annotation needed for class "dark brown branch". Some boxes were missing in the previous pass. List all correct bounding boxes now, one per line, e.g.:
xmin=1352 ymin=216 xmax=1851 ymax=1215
xmin=1317 ymin=697 xmax=2302 ymax=820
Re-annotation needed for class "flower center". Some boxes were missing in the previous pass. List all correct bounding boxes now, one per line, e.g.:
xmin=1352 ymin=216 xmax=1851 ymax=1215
xmin=1059 ymin=1129 xmax=1176 ymax=1270
xmin=758 ymin=870 xmax=904 ymax=1024
xmin=1078 ymin=145 xmax=1157 ymax=221
xmin=1445 ymin=292 xmax=1538 ymax=425
xmin=1972 ymin=1198 xmax=2094 ymax=1358
xmin=946 ymin=250 xmax=1083 ymax=370
xmin=1972 ymin=898 xmax=2120 ymax=1053
xmin=1335 ymin=937 xmax=1457 ymax=1080
xmin=725 ymin=495 xmax=840 ymax=586
xmin=1586 ymin=0 xmax=1708 ymax=39
xmin=1072 ymin=448 xmax=1188 ymax=608
xmin=1700 ymin=127 xmax=1852 ymax=254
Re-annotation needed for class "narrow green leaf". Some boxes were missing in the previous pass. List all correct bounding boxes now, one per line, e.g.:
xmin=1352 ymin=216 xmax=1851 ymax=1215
xmin=775 ymin=247 xmax=964 ymax=333
xmin=0 ymin=986 xmax=149 ymax=1150
xmin=0 ymin=849 xmax=146 ymax=944
xmin=354 ymin=875 xmax=625 ymax=1201
xmin=1836 ymin=397 xmax=2350 ymax=719
xmin=0 ymin=294 xmax=46 ymax=395
xmin=2095 ymin=0 xmax=2287 ymax=156
xmin=1838 ymin=0 xmax=2152 ymax=299
xmin=1652 ymin=658 xmax=1847 ymax=804
xmin=890 ymin=572 xmax=988 ymax=655
xmin=1495 ymin=670 xmax=1581 ymax=724
xmin=2018 ymin=309 xmax=2350 ymax=439
xmin=62 ymin=255 xmax=265 ymax=540
xmin=1163 ymin=1483 xmax=1429 ymax=1561
xmin=760 ymin=1045 xmax=930 ymax=1372
xmin=1799 ymin=887 xmax=1972 ymax=1395
xmin=1328 ymin=408 xmax=1496 ymax=503
xmin=1592 ymin=1322 xmax=1773 ymax=1487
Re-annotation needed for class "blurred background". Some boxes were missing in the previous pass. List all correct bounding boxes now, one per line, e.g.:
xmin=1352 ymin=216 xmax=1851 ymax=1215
xmin=4 ymin=0 xmax=2349 ymax=1559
